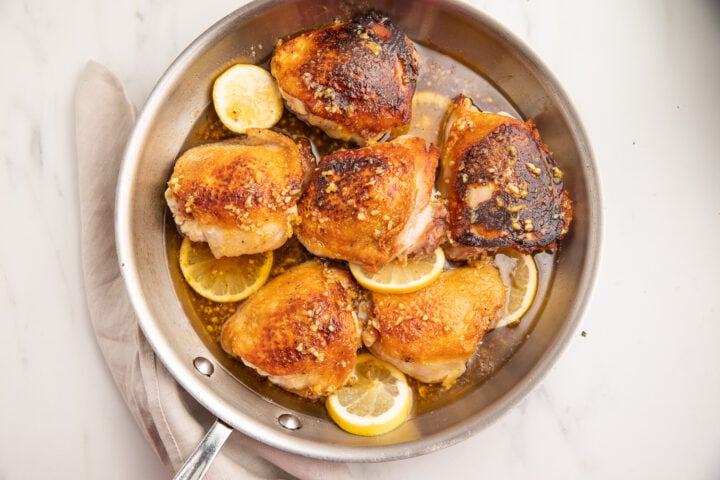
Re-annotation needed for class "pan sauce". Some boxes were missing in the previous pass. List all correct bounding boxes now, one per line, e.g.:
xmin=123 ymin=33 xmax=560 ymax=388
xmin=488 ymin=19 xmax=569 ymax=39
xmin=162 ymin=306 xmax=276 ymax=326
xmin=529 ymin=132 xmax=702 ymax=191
xmin=164 ymin=43 xmax=557 ymax=416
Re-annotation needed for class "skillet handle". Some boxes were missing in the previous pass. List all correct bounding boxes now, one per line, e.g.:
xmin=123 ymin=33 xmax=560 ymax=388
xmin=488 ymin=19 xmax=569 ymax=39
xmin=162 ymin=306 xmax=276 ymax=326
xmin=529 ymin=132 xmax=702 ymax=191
xmin=173 ymin=418 xmax=233 ymax=480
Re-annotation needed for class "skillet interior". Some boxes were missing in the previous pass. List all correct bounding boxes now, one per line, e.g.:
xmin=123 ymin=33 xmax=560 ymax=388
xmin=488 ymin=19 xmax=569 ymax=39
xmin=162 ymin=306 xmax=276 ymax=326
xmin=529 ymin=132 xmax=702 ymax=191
xmin=116 ymin=0 xmax=601 ymax=462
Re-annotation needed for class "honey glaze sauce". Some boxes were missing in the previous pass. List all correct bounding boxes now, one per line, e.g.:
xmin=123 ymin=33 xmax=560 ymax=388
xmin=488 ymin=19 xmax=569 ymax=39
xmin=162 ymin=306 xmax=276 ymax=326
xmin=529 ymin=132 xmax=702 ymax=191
xmin=164 ymin=42 xmax=557 ymax=416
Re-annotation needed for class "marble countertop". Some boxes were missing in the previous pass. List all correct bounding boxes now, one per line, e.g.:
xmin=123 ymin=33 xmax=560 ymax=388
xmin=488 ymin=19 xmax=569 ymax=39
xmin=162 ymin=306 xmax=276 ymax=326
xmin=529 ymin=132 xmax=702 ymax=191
xmin=2 ymin=0 xmax=719 ymax=478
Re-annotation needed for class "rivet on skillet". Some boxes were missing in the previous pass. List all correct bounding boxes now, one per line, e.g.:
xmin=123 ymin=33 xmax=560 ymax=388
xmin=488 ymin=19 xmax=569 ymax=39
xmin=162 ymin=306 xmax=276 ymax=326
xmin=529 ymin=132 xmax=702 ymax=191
xmin=278 ymin=413 xmax=302 ymax=430
xmin=193 ymin=356 xmax=215 ymax=377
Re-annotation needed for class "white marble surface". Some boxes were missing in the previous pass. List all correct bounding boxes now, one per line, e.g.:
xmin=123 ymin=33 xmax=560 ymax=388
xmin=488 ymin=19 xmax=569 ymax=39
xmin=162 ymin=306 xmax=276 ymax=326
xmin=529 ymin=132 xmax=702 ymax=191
xmin=2 ymin=0 xmax=719 ymax=478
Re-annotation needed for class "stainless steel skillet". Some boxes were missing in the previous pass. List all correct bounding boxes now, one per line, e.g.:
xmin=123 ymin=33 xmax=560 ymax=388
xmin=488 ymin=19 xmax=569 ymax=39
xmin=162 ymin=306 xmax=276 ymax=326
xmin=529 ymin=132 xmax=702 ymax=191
xmin=115 ymin=0 xmax=601 ymax=475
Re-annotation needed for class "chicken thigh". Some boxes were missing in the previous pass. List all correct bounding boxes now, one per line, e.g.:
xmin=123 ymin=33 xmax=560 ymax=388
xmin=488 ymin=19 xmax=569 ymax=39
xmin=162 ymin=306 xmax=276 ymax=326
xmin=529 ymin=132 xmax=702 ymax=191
xmin=220 ymin=260 xmax=363 ymax=398
xmin=439 ymin=95 xmax=573 ymax=261
xmin=270 ymin=11 xmax=419 ymax=145
xmin=362 ymin=262 xmax=506 ymax=387
xmin=165 ymin=129 xmax=314 ymax=258
xmin=295 ymin=135 xmax=447 ymax=271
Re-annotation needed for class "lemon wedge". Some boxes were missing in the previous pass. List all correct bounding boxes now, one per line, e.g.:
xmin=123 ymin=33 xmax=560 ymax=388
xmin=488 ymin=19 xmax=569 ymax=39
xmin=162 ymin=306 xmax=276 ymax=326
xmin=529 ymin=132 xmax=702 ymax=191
xmin=326 ymin=354 xmax=412 ymax=436
xmin=493 ymin=250 xmax=538 ymax=328
xmin=178 ymin=237 xmax=273 ymax=303
xmin=212 ymin=64 xmax=284 ymax=134
xmin=348 ymin=248 xmax=445 ymax=294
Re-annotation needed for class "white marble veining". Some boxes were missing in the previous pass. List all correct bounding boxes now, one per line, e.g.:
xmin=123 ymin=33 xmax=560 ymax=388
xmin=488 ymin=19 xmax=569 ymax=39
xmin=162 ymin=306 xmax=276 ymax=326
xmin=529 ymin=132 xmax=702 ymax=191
xmin=1 ymin=0 xmax=719 ymax=479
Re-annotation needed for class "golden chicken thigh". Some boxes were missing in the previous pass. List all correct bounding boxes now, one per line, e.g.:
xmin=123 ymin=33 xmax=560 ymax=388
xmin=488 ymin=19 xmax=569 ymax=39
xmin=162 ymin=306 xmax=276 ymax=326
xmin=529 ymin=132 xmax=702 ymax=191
xmin=165 ymin=129 xmax=314 ymax=258
xmin=270 ymin=11 xmax=419 ymax=145
xmin=295 ymin=135 xmax=447 ymax=271
xmin=220 ymin=260 xmax=363 ymax=398
xmin=362 ymin=263 xmax=506 ymax=387
xmin=439 ymin=95 xmax=573 ymax=261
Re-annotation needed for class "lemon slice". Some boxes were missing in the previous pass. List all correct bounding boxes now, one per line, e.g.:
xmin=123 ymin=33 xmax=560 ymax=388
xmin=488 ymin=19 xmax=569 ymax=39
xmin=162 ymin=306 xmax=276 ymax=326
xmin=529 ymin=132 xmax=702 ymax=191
xmin=348 ymin=248 xmax=445 ymax=294
xmin=178 ymin=237 xmax=273 ymax=303
xmin=407 ymin=90 xmax=452 ymax=145
xmin=326 ymin=354 xmax=412 ymax=436
xmin=212 ymin=64 xmax=284 ymax=134
xmin=493 ymin=250 xmax=538 ymax=328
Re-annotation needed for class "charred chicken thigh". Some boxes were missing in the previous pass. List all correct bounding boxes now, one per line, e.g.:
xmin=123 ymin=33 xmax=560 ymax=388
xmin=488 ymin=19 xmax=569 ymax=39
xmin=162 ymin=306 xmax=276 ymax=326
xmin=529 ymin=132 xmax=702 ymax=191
xmin=295 ymin=135 xmax=447 ymax=271
xmin=362 ymin=262 xmax=506 ymax=387
xmin=439 ymin=95 xmax=573 ymax=260
xmin=165 ymin=129 xmax=314 ymax=258
xmin=270 ymin=11 xmax=419 ymax=145
xmin=220 ymin=260 xmax=363 ymax=398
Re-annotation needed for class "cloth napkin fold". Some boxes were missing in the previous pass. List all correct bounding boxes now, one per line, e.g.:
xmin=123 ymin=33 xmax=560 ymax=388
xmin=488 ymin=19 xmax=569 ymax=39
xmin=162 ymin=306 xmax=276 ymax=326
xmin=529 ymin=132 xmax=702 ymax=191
xmin=75 ymin=60 xmax=353 ymax=480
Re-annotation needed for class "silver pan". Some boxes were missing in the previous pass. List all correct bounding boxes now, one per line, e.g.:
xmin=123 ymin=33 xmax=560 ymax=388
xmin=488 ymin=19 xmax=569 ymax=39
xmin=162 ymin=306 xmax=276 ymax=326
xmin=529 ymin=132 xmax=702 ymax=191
xmin=115 ymin=0 xmax=601 ymax=474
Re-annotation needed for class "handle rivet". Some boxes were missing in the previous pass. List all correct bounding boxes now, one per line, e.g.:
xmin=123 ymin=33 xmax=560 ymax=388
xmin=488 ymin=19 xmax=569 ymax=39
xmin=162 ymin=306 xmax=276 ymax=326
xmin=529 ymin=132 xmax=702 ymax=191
xmin=193 ymin=357 xmax=214 ymax=377
xmin=278 ymin=413 xmax=302 ymax=430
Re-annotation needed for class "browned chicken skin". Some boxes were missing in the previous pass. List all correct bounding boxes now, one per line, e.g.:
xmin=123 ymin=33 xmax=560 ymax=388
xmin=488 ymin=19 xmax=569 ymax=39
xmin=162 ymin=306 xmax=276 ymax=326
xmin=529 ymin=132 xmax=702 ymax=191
xmin=220 ymin=260 xmax=363 ymax=398
xmin=295 ymin=135 xmax=447 ymax=271
xmin=362 ymin=262 xmax=506 ymax=387
xmin=165 ymin=129 xmax=314 ymax=258
xmin=270 ymin=11 xmax=419 ymax=145
xmin=439 ymin=95 xmax=573 ymax=260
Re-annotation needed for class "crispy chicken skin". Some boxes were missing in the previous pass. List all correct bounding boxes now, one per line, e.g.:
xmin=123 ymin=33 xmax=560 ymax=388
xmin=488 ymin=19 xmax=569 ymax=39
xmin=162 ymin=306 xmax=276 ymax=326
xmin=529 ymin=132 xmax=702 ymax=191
xmin=362 ymin=263 xmax=506 ymax=386
xmin=220 ymin=260 xmax=363 ymax=398
xmin=270 ymin=11 xmax=419 ymax=145
xmin=439 ymin=95 xmax=573 ymax=261
xmin=165 ymin=129 xmax=314 ymax=258
xmin=295 ymin=135 xmax=447 ymax=271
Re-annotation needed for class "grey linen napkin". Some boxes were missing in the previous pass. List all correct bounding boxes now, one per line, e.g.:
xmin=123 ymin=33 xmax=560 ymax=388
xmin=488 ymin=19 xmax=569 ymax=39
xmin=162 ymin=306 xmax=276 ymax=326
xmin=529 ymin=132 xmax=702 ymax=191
xmin=75 ymin=60 xmax=353 ymax=480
